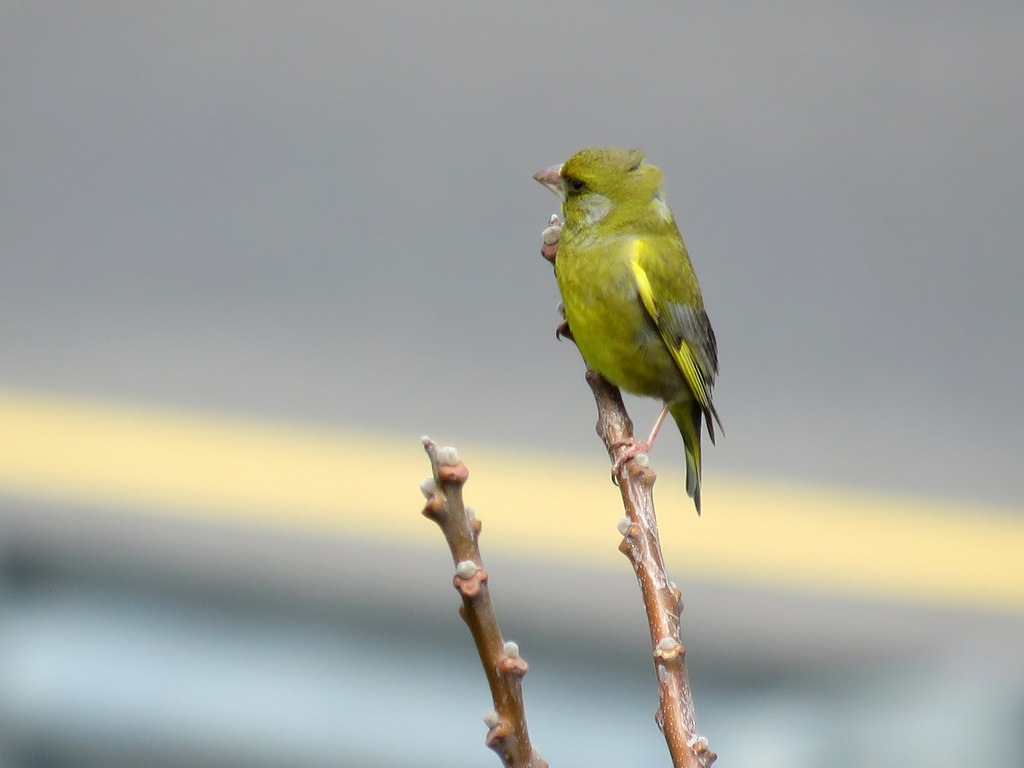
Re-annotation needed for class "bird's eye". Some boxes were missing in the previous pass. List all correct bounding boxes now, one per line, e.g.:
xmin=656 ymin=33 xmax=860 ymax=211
xmin=566 ymin=177 xmax=586 ymax=193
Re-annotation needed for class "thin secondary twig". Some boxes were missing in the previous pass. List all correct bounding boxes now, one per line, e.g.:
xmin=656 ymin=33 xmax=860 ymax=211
xmin=420 ymin=437 xmax=547 ymax=768
xmin=587 ymin=372 xmax=717 ymax=768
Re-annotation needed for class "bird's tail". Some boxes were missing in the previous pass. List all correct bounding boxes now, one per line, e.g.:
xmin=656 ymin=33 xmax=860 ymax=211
xmin=671 ymin=401 xmax=705 ymax=515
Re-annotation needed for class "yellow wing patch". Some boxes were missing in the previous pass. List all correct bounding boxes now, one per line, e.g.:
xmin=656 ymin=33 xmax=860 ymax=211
xmin=630 ymin=240 xmax=658 ymax=319
xmin=628 ymin=240 xmax=713 ymax=412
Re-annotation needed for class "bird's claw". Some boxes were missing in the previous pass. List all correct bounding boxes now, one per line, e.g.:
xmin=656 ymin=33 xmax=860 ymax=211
xmin=609 ymin=438 xmax=651 ymax=483
xmin=555 ymin=303 xmax=573 ymax=341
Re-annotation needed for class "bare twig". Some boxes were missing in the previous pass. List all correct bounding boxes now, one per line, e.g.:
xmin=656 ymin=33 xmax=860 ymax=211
xmin=420 ymin=438 xmax=547 ymax=768
xmin=588 ymin=372 xmax=717 ymax=768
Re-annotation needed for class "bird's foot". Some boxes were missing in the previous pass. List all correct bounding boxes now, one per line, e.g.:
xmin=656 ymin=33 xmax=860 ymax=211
xmin=609 ymin=438 xmax=652 ymax=483
xmin=554 ymin=301 xmax=574 ymax=342
xmin=608 ymin=405 xmax=670 ymax=483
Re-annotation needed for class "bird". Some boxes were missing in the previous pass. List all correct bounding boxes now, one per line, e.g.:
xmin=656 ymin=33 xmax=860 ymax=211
xmin=534 ymin=147 xmax=720 ymax=513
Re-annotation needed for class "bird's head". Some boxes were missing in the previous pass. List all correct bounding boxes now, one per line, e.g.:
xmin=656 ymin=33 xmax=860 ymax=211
xmin=534 ymin=147 xmax=667 ymax=230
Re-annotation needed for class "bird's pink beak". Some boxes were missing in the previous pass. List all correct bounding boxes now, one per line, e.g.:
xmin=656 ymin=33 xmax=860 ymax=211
xmin=533 ymin=163 xmax=564 ymax=199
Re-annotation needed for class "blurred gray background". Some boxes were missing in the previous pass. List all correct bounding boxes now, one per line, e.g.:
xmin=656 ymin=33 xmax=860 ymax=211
xmin=2 ymin=2 xmax=1022 ymax=767
xmin=4 ymin=0 xmax=1023 ymax=506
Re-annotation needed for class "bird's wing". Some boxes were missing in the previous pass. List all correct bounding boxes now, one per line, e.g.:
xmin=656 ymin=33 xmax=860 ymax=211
xmin=629 ymin=238 xmax=721 ymax=439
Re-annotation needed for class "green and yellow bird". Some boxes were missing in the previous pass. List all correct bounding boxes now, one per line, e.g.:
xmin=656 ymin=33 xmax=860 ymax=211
xmin=534 ymin=147 xmax=721 ymax=513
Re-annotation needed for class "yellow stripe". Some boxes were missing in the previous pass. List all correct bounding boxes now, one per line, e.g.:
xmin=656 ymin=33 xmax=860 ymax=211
xmin=628 ymin=240 xmax=658 ymax=319
xmin=0 ymin=388 xmax=435 ymax=545
xmin=629 ymin=240 xmax=709 ymax=410
xmin=0 ymin=387 xmax=1022 ymax=612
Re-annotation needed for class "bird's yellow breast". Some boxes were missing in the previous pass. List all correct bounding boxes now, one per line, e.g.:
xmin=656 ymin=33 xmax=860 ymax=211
xmin=555 ymin=234 xmax=686 ymax=402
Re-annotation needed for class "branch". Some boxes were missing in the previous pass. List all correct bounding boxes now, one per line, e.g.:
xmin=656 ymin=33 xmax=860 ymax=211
xmin=587 ymin=372 xmax=717 ymax=768
xmin=538 ymin=208 xmax=715 ymax=766
xmin=420 ymin=438 xmax=547 ymax=768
